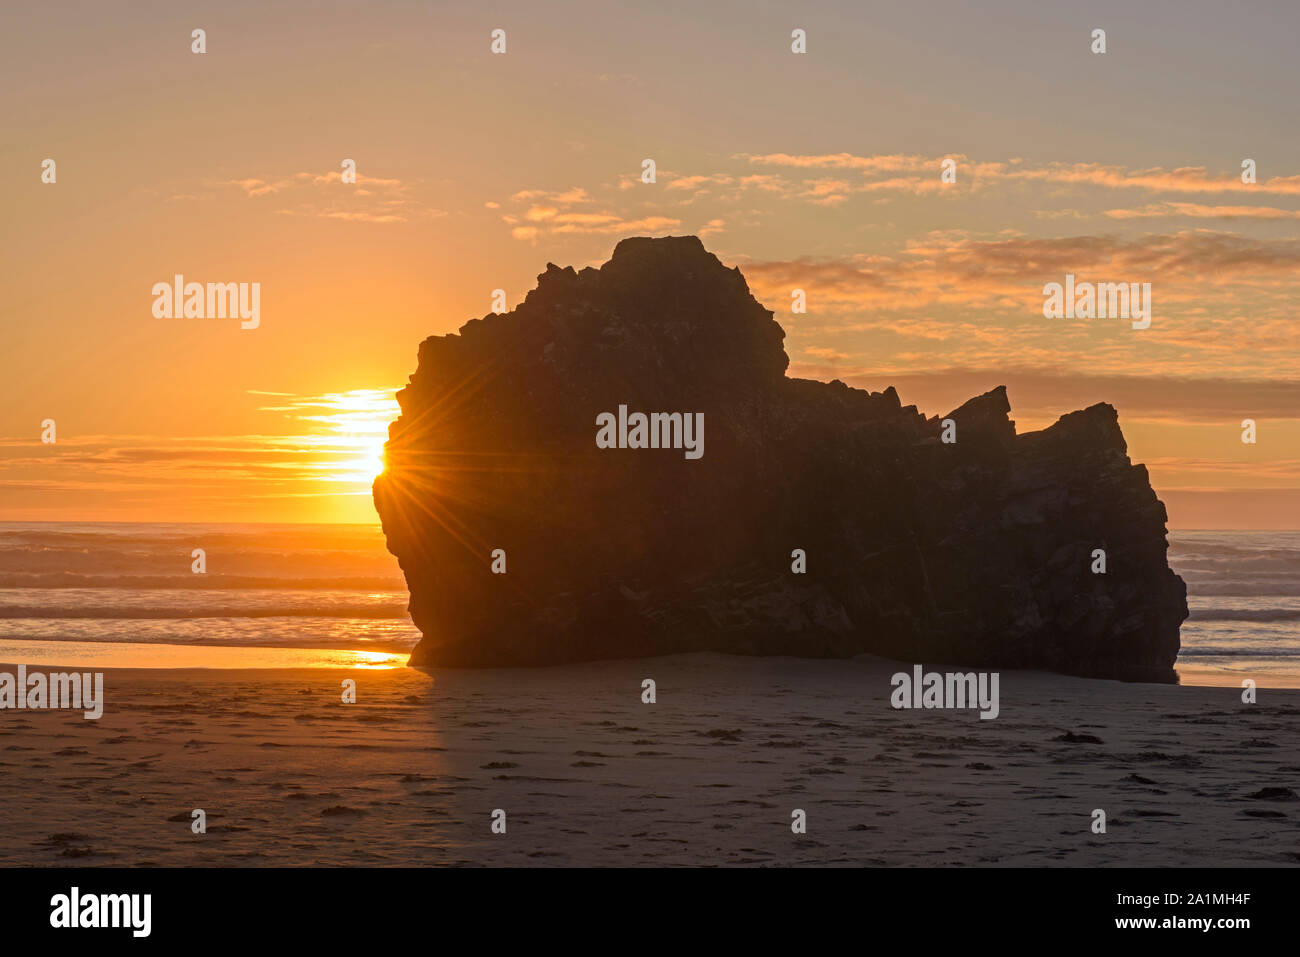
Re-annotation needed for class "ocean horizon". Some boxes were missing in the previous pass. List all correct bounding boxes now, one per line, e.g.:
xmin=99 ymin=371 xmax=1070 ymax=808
xmin=1 ymin=521 xmax=1296 ymax=687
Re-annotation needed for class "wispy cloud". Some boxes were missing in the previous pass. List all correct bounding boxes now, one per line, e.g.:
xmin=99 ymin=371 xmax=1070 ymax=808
xmin=743 ymin=229 xmax=1300 ymax=381
xmin=213 ymin=170 xmax=444 ymax=224
xmin=1104 ymin=202 xmax=1300 ymax=220
xmin=497 ymin=186 xmax=682 ymax=241
xmin=744 ymin=230 xmax=1300 ymax=312
xmin=737 ymin=153 xmax=1300 ymax=199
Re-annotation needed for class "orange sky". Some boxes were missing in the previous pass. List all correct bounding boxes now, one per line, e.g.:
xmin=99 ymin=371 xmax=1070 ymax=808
xmin=2 ymin=1 xmax=1297 ymax=528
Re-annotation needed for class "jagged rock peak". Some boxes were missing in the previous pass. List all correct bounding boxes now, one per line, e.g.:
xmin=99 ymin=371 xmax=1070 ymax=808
xmin=375 ymin=236 xmax=1186 ymax=681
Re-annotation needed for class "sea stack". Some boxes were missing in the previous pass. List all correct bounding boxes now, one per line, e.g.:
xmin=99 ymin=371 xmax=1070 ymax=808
xmin=374 ymin=236 xmax=1188 ymax=680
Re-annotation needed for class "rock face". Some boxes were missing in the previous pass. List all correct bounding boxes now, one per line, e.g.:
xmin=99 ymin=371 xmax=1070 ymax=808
xmin=374 ymin=236 xmax=1187 ymax=680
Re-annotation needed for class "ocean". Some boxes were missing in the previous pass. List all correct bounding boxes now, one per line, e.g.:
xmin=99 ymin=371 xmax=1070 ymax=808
xmin=0 ymin=523 xmax=417 ymax=669
xmin=1169 ymin=530 xmax=1300 ymax=686
xmin=0 ymin=523 xmax=1296 ymax=685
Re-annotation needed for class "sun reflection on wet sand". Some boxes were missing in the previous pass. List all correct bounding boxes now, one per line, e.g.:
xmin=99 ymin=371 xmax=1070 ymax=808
xmin=0 ymin=640 xmax=406 ymax=670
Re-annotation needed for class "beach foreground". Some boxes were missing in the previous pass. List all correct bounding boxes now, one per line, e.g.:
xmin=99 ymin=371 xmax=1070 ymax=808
xmin=2 ymin=654 xmax=1296 ymax=867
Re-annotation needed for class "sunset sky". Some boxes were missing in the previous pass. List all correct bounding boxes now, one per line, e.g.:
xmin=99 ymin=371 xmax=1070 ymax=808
xmin=3 ymin=0 xmax=1297 ymax=527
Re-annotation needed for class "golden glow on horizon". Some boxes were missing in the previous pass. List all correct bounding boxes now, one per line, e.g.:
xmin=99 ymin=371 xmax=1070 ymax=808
xmin=0 ymin=639 xmax=408 ymax=670
xmin=343 ymin=649 xmax=407 ymax=669
xmin=259 ymin=389 xmax=399 ymax=487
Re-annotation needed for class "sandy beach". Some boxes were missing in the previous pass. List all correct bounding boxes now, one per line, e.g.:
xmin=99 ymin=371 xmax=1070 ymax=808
xmin=2 ymin=653 xmax=1296 ymax=867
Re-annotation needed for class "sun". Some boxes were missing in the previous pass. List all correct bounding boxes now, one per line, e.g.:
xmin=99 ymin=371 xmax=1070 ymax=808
xmin=261 ymin=388 xmax=399 ymax=485
xmin=362 ymin=433 xmax=387 ymax=478
xmin=251 ymin=388 xmax=399 ymax=518
xmin=336 ymin=413 xmax=393 ymax=482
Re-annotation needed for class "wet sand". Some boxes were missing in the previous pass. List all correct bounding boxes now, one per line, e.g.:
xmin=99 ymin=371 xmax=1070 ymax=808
xmin=1 ymin=653 xmax=1297 ymax=866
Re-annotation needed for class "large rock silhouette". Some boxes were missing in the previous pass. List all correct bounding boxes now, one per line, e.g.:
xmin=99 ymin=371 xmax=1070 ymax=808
xmin=374 ymin=236 xmax=1187 ymax=680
